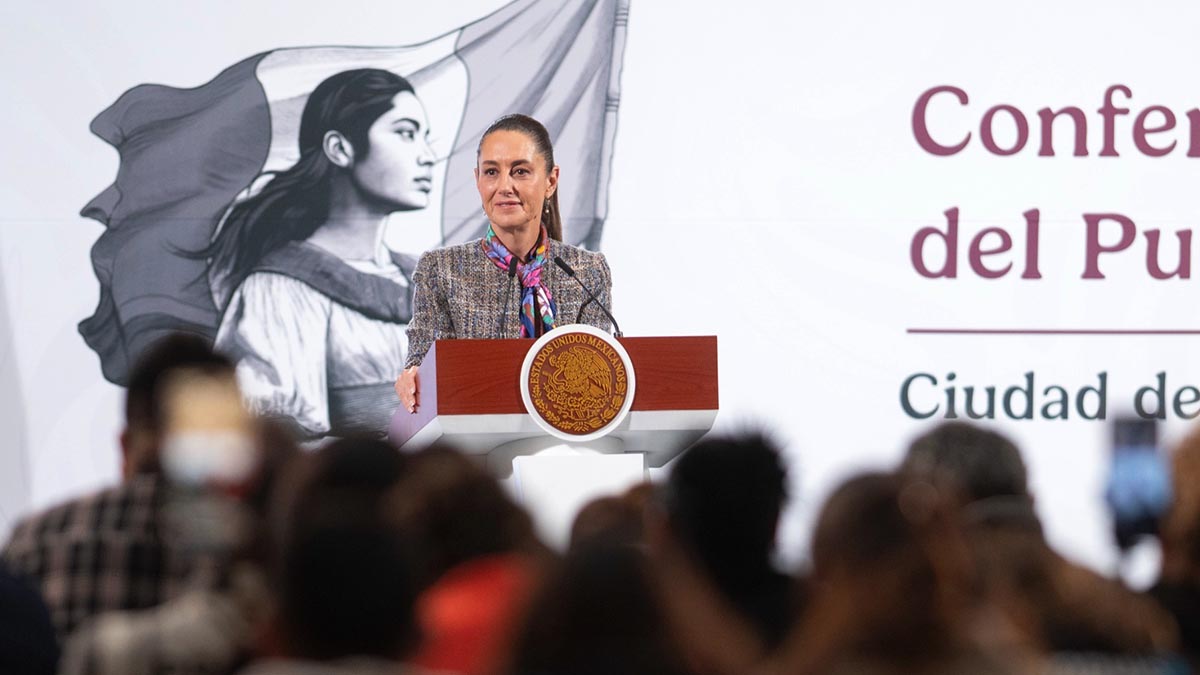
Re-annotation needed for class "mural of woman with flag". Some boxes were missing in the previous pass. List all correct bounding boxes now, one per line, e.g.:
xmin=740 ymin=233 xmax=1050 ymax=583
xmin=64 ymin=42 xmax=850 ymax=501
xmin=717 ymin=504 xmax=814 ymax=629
xmin=207 ymin=68 xmax=434 ymax=439
xmin=77 ymin=0 xmax=630 ymax=438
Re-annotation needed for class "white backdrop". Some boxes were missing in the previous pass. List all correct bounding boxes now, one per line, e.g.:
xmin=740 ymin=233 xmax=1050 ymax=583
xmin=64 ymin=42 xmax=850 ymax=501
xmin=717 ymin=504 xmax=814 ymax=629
xmin=4 ymin=0 xmax=1200 ymax=575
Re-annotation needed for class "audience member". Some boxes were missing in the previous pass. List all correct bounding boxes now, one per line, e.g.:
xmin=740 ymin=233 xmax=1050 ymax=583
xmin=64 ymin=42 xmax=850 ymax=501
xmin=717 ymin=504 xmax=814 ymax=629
xmin=569 ymin=482 xmax=653 ymax=550
xmin=776 ymin=471 xmax=1021 ymax=675
xmin=2 ymin=333 xmax=234 ymax=639
xmin=1151 ymin=425 xmax=1200 ymax=668
xmin=242 ymin=436 xmax=420 ymax=675
xmin=56 ymin=416 xmax=300 ymax=675
xmin=504 ymin=539 xmax=693 ymax=675
xmin=903 ymin=421 xmax=1030 ymax=503
xmin=0 ymin=560 xmax=58 ymax=675
xmin=662 ymin=432 xmax=800 ymax=649
xmin=903 ymin=422 xmax=1177 ymax=657
xmin=388 ymin=446 xmax=545 ymax=675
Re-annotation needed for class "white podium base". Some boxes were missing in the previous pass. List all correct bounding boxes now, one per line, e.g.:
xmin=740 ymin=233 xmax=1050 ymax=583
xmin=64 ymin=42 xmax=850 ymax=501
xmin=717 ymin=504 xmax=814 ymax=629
xmin=486 ymin=436 xmax=647 ymax=549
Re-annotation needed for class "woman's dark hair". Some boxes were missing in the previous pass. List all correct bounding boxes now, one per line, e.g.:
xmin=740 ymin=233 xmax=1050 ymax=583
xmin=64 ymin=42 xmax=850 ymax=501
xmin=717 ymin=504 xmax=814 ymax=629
xmin=663 ymin=432 xmax=795 ymax=647
xmin=201 ymin=68 xmax=415 ymax=300
xmin=504 ymin=543 xmax=692 ymax=675
xmin=273 ymin=437 xmax=420 ymax=661
xmin=478 ymin=114 xmax=563 ymax=241
xmin=665 ymin=432 xmax=788 ymax=583
xmin=387 ymin=445 xmax=540 ymax=588
xmin=809 ymin=472 xmax=966 ymax=663
xmin=903 ymin=421 xmax=1028 ymax=503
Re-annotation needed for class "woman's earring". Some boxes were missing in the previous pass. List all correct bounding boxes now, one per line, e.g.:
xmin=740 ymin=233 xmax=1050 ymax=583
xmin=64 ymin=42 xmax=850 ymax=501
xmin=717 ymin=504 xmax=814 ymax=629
xmin=544 ymin=200 xmax=551 ymax=214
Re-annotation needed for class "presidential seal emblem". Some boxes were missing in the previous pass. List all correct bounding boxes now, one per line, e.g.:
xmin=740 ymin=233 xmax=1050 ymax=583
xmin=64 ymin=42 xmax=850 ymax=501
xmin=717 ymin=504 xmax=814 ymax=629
xmin=520 ymin=324 xmax=636 ymax=442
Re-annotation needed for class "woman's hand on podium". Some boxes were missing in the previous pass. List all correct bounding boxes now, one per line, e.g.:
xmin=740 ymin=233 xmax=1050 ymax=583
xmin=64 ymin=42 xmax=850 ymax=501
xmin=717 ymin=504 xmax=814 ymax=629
xmin=395 ymin=366 xmax=420 ymax=413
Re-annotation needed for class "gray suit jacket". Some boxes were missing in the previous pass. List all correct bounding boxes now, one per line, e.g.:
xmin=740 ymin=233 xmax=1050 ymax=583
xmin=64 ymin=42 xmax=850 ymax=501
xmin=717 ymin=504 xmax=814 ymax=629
xmin=404 ymin=238 xmax=613 ymax=368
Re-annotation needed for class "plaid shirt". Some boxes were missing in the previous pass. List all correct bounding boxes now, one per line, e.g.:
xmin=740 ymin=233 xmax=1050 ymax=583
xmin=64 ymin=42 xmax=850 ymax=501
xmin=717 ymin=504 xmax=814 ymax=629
xmin=1 ymin=474 xmax=187 ymax=639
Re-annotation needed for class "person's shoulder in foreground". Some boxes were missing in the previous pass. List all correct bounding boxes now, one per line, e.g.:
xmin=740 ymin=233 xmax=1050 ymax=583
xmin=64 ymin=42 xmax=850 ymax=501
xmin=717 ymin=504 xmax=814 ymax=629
xmin=3 ymin=474 xmax=163 ymax=564
xmin=2 ymin=474 xmax=170 ymax=637
xmin=0 ymin=559 xmax=58 ymax=675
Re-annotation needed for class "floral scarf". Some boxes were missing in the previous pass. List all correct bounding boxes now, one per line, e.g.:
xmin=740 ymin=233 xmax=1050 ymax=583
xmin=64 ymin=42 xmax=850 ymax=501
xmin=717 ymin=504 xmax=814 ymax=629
xmin=482 ymin=225 xmax=557 ymax=337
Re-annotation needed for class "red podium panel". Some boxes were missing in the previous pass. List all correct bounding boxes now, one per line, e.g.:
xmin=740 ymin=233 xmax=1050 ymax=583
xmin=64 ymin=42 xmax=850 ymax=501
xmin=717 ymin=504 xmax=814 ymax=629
xmin=390 ymin=336 xmax=718 ymax=466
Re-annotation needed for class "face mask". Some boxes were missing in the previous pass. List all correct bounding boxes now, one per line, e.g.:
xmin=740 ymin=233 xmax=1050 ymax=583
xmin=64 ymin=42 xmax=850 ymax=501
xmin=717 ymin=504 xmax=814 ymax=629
xmin=162 ymin=430 xmax=257 ymax=487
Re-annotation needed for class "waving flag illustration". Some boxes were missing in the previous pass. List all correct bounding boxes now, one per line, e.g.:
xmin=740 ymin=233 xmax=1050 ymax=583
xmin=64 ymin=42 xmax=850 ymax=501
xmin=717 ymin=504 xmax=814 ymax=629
xmin=0 ymin=258 xmax=28 ymax=539
xmin=80 ymin=0 xmax=630 ymax=385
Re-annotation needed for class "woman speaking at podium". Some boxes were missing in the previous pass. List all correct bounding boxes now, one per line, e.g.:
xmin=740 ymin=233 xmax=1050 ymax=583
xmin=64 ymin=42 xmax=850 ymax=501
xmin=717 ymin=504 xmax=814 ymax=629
xmin=394 ymin=114 xmax=613 ymax=413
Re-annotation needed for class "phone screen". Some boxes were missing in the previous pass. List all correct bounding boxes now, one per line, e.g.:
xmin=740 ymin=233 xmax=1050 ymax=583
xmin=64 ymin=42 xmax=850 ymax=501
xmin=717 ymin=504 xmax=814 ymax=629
xmin=1105 ymin=417 xmax=1171 ymax=550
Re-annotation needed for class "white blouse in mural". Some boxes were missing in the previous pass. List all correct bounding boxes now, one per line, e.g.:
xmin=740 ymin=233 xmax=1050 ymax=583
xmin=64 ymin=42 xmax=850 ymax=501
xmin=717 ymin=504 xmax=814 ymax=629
xmin=214 ymin=255 xmax=409 ymax=439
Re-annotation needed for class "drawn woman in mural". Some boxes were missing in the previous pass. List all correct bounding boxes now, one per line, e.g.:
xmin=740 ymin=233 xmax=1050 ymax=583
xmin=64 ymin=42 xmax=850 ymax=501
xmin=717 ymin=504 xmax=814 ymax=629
xmin=203 ymin=68 xmax=435 ymax=439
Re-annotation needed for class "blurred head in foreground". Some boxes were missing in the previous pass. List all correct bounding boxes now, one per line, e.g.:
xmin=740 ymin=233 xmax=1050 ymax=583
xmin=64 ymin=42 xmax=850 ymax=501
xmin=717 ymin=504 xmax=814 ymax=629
xmin=270 ymin=437 xmax=418 ymax=662
xmin=389 ymin=445 xmax=541 ymax=587
xmin=505 ymin=540 xmax=691 ymax=675
xmin=903 ymin=422 xmax=1176 ymax=657
xmin=663 ymin=432 xmax=796 ymax=646
xmin=388 ymin=446 xmax=542 ymax=675
xmin=122 ymin=333 xmax=237 ymax=479
xmin=903 ymin=421 xmax=1031 ymax=506
xmin=665 ymin=432 xmax=788 ymax=576
xmin=809 ymin=471 xmax=976 ymax=667
xmin=1152 ymin=426 xmax=1200 ymax=666
xmin=1162 ymin=426 xmax=1200 ymax=584
xmin=569 ymin=483 xmax=654 ymax=551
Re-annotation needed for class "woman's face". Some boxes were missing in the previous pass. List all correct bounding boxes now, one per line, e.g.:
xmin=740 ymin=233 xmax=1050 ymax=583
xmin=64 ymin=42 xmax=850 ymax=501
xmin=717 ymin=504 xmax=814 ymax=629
xmin=350 ymin=91 xmax=435 ymax=211
xmin=475 ymin=129 xmax=558 ymax=235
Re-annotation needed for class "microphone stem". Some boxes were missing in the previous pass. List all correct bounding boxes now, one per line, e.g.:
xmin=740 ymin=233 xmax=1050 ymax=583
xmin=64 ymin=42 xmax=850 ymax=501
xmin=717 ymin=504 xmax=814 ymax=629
xmin=553 ymin=256 xmax=621 ymax=337
xmin=498 ymin=259 xmax=518 ymax=337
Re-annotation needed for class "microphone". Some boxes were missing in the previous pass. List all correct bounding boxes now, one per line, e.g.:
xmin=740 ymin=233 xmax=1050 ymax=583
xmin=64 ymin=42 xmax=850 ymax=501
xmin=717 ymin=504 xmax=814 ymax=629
xmin=553 ymin=256 xmax=622 ymax=337
xmin=497 ymin=256 xmax=519 ymax=337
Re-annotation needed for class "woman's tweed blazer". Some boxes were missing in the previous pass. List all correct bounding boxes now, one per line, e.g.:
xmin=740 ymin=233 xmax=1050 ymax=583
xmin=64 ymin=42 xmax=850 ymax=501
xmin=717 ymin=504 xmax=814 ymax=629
xmin=404 ymin=238 xmax=613 ymax=368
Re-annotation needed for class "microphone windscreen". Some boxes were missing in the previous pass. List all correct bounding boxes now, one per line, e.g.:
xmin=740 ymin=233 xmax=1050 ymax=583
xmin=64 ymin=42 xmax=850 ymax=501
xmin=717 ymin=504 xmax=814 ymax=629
xmin=553 ymin=256 xmax=576 ymax=276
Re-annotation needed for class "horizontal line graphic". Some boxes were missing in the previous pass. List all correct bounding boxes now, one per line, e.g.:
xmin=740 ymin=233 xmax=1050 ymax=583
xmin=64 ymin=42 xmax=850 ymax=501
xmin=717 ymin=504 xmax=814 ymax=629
xmin=908 ymin=329 xmax=1200 ymax=335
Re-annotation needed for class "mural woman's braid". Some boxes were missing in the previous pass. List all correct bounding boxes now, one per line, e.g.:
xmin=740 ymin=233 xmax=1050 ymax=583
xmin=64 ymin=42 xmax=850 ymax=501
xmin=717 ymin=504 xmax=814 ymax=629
xmin=479 ymin=115 xmax=562 ymax=241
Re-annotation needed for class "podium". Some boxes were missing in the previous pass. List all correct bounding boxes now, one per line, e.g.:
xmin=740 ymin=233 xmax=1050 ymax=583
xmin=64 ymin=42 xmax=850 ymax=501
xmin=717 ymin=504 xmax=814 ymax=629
xmin=390 ymin=335 xmax=718 ymax=545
